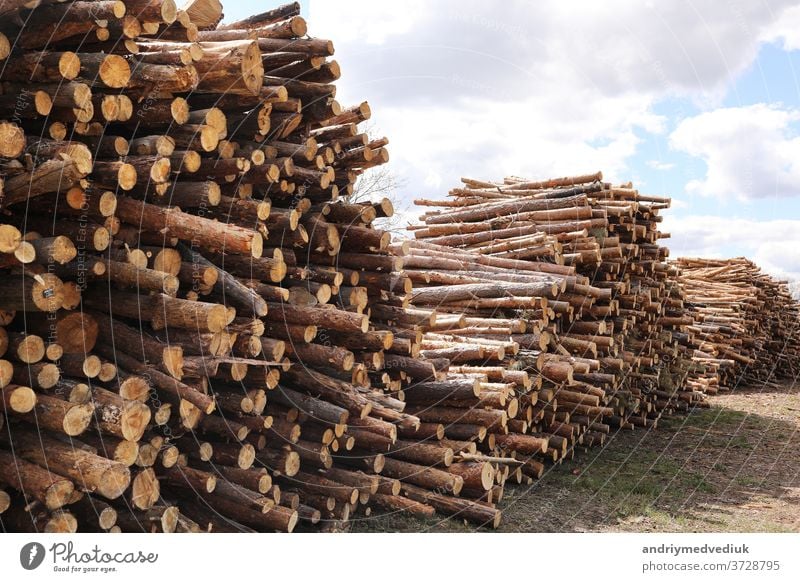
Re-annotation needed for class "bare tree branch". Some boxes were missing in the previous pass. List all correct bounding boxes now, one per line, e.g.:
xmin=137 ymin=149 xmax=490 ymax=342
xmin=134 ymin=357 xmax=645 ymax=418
xmin=343 ymin=122 xmax=409 ymax=236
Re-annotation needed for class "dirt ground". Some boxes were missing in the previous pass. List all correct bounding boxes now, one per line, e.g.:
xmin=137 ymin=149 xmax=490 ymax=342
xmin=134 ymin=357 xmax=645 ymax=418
xmin=353 ymin=380 xmax=800 ymax=533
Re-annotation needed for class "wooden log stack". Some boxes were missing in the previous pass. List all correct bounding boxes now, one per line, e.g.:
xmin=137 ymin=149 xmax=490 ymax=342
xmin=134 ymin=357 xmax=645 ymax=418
xmin=379 ymin=175 xmax=799 ymax=526
xmin=0 ymin=0 xmax=419 ymax=533
xmin=674 ymin=258 xmax=800 ymax=392
xmin=400 ymin=173 xmax=707 ymax=493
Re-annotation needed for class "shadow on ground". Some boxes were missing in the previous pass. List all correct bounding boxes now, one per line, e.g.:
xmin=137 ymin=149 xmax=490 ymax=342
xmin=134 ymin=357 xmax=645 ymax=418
xmin=352 ymin=381 xmax=800 ymax=533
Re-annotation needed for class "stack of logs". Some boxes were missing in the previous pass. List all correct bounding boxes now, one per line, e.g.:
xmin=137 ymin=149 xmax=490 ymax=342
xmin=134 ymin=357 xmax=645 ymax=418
xmin=0 ymin=0 xmax=438 ymax=533
xmin=402 ymin=172 xmax=710 ymax=494
xmin=674 ymin=258 xmax=800 ymax=393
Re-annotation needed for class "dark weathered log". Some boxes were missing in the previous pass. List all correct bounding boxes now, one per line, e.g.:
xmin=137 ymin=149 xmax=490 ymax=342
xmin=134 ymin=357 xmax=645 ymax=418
xmin=380 ymin=458 xmax=463 ymax=496
xmin=1 ymin=504 xmax=78 ymax=533
xmin=264 ymin=302 xmax=368 ymax=333
xmin=199 ymin=491 xmax=297 ymax=532
xmin=1 ymin=157 xmax=86 ymax=210
xmin=218 ymin=2 xmax=300 ymax=30
xmin=16 ymin=392 xmax=94 ymax=437
xmin=115 ymin=505 xmax=179 ymax=533
xmin=68 ymin=495 xmax=118 ymax=531
xmin=160 ymin=465 xmax=217 ymax=494
xmin=269 ymin=385 xmax=349 ymax=425
xmin=0 ymin=449 xmax=75 ymax=510
xmin=115 ymin=195 xmax=263 ymax=257
xmin=401 ymin=483 xmax=501 ymax=528
xmin=3 ymin=430 xmax=130 ymax=499
xmin=177 ymin=244 xmax=267 ymax=317
xmin=88 ymin=310 xmax=184 ymax=380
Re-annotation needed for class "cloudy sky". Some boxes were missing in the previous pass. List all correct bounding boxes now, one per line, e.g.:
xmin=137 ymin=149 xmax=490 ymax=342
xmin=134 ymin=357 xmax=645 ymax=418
xmin=223 ymin=1 xmax=800 ymax=281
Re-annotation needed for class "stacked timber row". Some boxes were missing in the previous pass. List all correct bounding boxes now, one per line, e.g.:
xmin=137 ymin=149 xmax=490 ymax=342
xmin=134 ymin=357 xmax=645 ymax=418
xmin=674 ymin=258 xmax=800 ymax=393
xmin=404 ymin=172 xmax=704 ymax=477
xmin=0 ymin=0 xmax=428 ymax=533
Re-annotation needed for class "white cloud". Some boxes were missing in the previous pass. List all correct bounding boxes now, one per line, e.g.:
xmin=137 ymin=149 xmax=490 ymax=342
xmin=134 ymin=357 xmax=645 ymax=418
xmin=310 ymin=2 xmax=423 ymax=44
xmin=373 ymin=94 xmax=656 ymax=204
xmin=423 ymin=170 xmax=442 ymax=190
xmin=305 ymin=0 xmax=796 ymax=202
xmin=669 ymin=104 xmax=800 ymax=200
xmin=663 ymin=214 xmax=800 ymax=280
xmin=647 ymin=160 xmax=675 ymax=170
xmin=761 ymin=4 xmax=800 ymax=51
xmin=309 ymin=0 xmax=795 ymax=100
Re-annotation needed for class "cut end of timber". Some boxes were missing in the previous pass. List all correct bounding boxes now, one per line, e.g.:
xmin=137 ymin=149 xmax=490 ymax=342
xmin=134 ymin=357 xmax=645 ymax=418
xmin=114 ymin=439 xmax=140 ymax=467
xmin=100 ymin=95 xmax=118 ymax=121
xmin=150 ymin=157 xmax=172 ymax=183
xmin=122 ymin=402 xmax=151 ymax=442
xmin=207 ymin=182 xmax=222 ymax=206
xmin=32 ymin=274 xmax=66 ymax=312
xmin=45 ymin=480 xmax=76 ymax=512
xmin=0 ymin=360 xmax=13 ymax=388
xmin=238 ymin=444 xmax=256 ymax=469
xmin=284 ymin=451 xmax=301 ymax=477
xmin=199 ymin=125 xmax=219 ymax=152
xmin=112 ymin=1 xmax=127 ymax=18
xmin=97 ymin=505 xmax=118 ymax=530
xmin=130 ymin=468 xmax=160 ymax=510
xmin=34 ymin=90 xmax=53 ymax=115
xmin=81 ymin=355 xmax=101 ymax=378
xmin=171 ymin=97 xmax=190 ymax=125
xmin=99 ymin=54 xmax=132 ymax=89
xmin=117 ymin=95 xmax=133 ymax=121
xmin=0 ymin=122 xmax=25 ymax=158
xmin=0 ymin=32 xmax=9 ymax=61
xmin=451 ymin=475 xmax=464 ymax=496
xmin=14 ymin=240 xmax=36 ymax=265
xmin=64 ymin=403 xmax=94 ymax=436
xmin=5 ymin=385 xmax=37 ymax=413
xmin=36 ymin=363 xmax=61 ymax=390
xmin=250 ymin=231 xmax=264 ymax=258
xmin=243 ymin=41 xmax=265 ymax=96
xmin=0 ymin=224 xmax=21 ymax=254
xmin=45 ymin=343 xmax=64 ymax=362
xmin=161 ymin=0 xmax=178 ymax=23
xmin=122 ymin=16 xmax=142 ymax=40
xmin=58 ymin=52 xmax=80 ymax=80
xmin=117 ymin=163 xmax=137 ymax=190
xmin=285 ymin=510 xmax=299 ymax=533
xmin=45 ymin=512 xmax=77 ymax=533
xmin=162 ymin=346 xmax=184 ymax=380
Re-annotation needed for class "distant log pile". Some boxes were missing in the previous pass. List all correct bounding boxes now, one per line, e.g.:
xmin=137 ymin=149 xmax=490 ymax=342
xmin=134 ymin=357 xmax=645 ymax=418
xmin=401 ymin=176 xmax=800 ymax=528
xmin=675 ymin=258 xmax=800 ymax=393
xmin=394 ymin=173 xmax=704 ymax=512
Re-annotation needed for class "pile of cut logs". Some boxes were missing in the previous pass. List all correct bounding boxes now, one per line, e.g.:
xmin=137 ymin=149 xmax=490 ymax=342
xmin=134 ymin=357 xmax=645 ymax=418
xmin=398 ymin=176 xmax=800 ymax=528
xmin=0 ymin=0 xmax=423 ymax=533
xmin=674 ymin=258 xmax=800 ymax=393
xmin=399 ymin=173 xmax=703 ymax=495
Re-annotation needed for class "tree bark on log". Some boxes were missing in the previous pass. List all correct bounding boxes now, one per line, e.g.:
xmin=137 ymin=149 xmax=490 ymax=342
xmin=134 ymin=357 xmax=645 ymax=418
xmin=3 ymin=430 xmax=130 ymax=499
